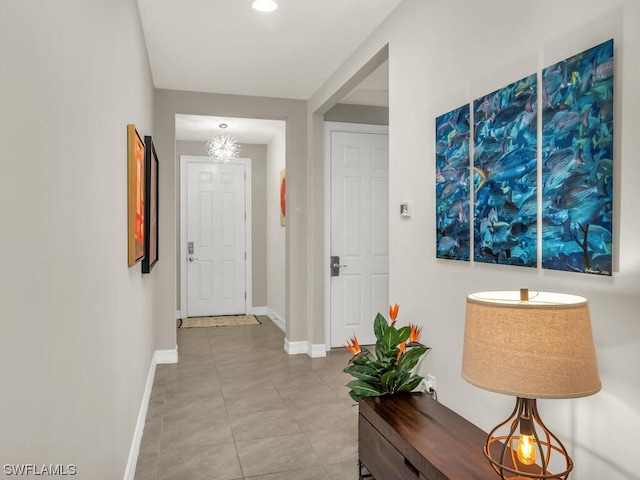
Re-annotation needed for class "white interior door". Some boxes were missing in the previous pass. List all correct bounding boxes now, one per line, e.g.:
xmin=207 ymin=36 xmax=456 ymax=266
xmin=330 ymin=130 xmax=389 ymax=347
xmin=187 ymin=162 xmax=246 ymax=317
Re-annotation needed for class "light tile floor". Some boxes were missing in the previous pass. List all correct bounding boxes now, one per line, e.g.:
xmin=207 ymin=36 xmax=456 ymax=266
xmin=134 ymin=317 xmax=360 ymax=480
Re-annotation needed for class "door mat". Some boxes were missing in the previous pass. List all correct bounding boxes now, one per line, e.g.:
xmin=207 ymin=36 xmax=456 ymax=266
xmin=179 ymin=315 xmax=261 ymax=328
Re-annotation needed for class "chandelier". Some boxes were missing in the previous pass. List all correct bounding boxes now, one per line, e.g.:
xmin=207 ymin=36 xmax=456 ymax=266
xmin=206 ymin=124 xmax=240 ymax=164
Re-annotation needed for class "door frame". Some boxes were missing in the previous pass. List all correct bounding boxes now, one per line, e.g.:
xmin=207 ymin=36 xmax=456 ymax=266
xmin=323 ymin=122 xmax=390 ymax=350
xmin=179 ymin=155 xmax=253 ymax=318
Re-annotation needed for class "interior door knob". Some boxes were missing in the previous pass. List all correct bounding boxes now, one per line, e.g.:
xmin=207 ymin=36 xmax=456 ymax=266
xmin=331 ymin=256 xmax=347 ymax=276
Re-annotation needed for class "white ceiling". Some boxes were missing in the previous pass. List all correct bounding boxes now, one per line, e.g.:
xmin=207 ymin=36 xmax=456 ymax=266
xmin=143 ymin=1 xmax=395 ymax=144
xmin=136 ymin=0 xmax=399 ymax=100
xmin=175 ymin=114 xmax=285 ymax=144
xmin=174 ymin=57 xmax=389 ymax=144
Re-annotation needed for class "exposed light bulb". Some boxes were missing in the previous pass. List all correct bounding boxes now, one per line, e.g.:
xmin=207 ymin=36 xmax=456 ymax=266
xmin=516 ymin=433 xmax=537 ymax=465
xmin=516 ymin=414 xmax=537 ymax=466
xmin=252 ymin=0 xmax=278 ymax=13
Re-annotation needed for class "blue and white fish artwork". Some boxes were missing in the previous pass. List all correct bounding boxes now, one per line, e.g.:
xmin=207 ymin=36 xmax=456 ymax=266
xmin=473 ymin=74 xmax=538 ymax=267
xmin=541 ymin=39 xmax=614 ymax=276
xmin=436 ymin=104 xmax=470 ymax=261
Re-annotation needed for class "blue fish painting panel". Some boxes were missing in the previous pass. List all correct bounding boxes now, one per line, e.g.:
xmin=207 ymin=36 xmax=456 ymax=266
xmin=541 ymin=39 xmax=613 ymax=276
xmin=436 ymin=104 xmax=470 ymax=261
xmin=473 ymin=74 xmax=538 ymax=267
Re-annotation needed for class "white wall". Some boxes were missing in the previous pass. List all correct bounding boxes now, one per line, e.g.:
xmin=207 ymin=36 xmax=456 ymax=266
xmin=312 ymin=1 xmax=640 ymax=478
xmin=266 ymin=129 xmax=287 ymax=323
xmin=0 ymin=1 xmax=156 ymax=478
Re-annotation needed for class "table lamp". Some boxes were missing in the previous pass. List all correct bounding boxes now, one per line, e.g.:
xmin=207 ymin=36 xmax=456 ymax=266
xmin=462 ymin=289 xmax=601 ymax=480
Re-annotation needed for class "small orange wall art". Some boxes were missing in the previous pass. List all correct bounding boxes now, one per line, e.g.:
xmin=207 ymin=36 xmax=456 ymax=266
xmin=280 ymin=169 xmax=286 ymax=227
xmin=127 ymin=124 xmax=145 ymax=266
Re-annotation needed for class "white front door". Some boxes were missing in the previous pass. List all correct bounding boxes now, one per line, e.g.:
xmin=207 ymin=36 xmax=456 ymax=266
xmin=187 ymin=161 xmax=246 ymax=317
xmin=330 ymin=129 xmax=389 ymax=347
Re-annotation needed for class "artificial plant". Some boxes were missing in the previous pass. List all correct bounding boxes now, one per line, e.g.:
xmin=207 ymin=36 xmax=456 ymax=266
xmin=343 ymin=303 xmax=430 ymax=402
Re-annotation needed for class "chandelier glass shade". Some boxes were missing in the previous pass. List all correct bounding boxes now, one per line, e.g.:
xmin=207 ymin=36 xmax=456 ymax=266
xmin=206 ymin=134 xmax=240 ymax=164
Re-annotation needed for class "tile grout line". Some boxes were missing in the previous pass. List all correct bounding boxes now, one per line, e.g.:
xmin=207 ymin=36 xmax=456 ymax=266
xmin=207 ymin=325 xmax=246 ymax=480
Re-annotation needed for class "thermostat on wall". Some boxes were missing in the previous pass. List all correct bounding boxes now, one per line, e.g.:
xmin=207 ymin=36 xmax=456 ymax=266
xmin=400 ymin=202 xmax=411 ymax=217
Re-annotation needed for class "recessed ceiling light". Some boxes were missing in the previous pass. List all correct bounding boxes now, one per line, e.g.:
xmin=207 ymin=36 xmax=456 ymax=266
xmin=252 ymin=0 xmax=278 ymax=13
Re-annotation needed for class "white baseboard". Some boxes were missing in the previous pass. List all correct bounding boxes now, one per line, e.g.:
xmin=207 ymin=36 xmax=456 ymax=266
xmin=266 ymin=307 xmax=286 ymax=332
xmin=283 ymin=339 xmax=327 ymax=358
xmin=123 ymin=346 xmax=178 ymax=480
xmin=251 ymin=306 xmax=268 ymax=316
xmin=175 ymin=310 xmax=182 ymax=320
xmin=122 ymin=356 xmax=156 ymax=480
xmin=307 ymin=343 xmax=327 ymax=358
xmin=284 ymin=338 xmax=308 ymax=355
xmin=154 ymin=346 xmax=178 ymax=364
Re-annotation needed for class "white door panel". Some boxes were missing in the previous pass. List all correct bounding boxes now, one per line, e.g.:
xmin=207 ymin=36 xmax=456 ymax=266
xmin=187 ymin=162 xmax=246 ymax=317
xmin=330 ymin=131 xmax=389 ymax=347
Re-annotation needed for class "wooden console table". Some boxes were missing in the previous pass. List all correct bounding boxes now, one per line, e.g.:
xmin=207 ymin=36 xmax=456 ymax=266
xmin=358 ymin=393 xmax=497 ymax=480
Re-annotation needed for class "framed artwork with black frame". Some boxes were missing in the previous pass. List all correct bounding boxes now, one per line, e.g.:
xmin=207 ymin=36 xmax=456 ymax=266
xmin=142 ymin=135 xmax=159 ymax=273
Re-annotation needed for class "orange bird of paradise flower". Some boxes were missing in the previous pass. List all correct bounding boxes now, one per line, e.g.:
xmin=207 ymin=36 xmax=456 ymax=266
xmin=408 ymin=323 xmax=425 ymax=347
xmin=344 ymin=335 xmax=362 ymax=355
xmin=409 ymin=323 xmax=422 ymax=343
xmin=389 ymin=303 xmax=399 ymax=325
xmin=345 ymin=335 xmax=368 ymax=363
xmin=396 ymin=341 xmax=406 ymax=360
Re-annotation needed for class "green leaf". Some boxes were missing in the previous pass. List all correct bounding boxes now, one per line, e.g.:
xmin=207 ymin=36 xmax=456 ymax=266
xmin=391 ymin=370 xmax=410 ymax=392
xmin=344 ymin=364 xmax=381 ymax=385
xmin=396 ymin=326 xmax=411 ymax=344
xmin=398 ymin=346 xmax=428 ymax=371
xmin=377 ymin=356 xmax=393 ymax=368
xmin=346 ymin=379 xmax=384 ymax=398
xmin=352 ymin=350 xmax=375 ymax=365
xmin=381 ymin=370 xmax=397 ymax=387
xmin=397 ymin=375 xmax=423 ymax=393
xmin=373 ymin=313 xmax=388 ymax=341
xmin=381 ymin=327 xmax=400 ymax=354
xmin=369 ymin=359 xmax=384 ymax=371
xmin=349 ymin=391 xmax=362 ymax=403
xmin=344 ymin=363 xmax=375 ymax=374
xmin=397 ymin=368 xmax=411 ymax=384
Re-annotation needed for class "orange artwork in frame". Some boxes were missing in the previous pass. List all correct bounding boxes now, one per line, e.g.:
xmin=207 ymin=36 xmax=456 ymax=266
xmin=280 ymin=169 xmax=286 ymax=227
xmin=127 ymin=124 xmax=145 ymax=266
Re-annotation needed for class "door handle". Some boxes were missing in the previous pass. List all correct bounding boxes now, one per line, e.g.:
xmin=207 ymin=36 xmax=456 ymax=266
xmin=331 ymin=256 xmax=347 ymax=276
xmin=188 ymin=257 xmax=199 ymax=262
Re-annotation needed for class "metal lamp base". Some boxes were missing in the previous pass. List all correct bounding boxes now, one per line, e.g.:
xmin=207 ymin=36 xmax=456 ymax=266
xmin=484 ymin=397 xmax=574 ymax=480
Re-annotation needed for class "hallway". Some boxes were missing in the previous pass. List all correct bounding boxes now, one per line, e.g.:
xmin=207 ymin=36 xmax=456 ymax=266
xmin=134 ymin=317 xmax=359 ymax=479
